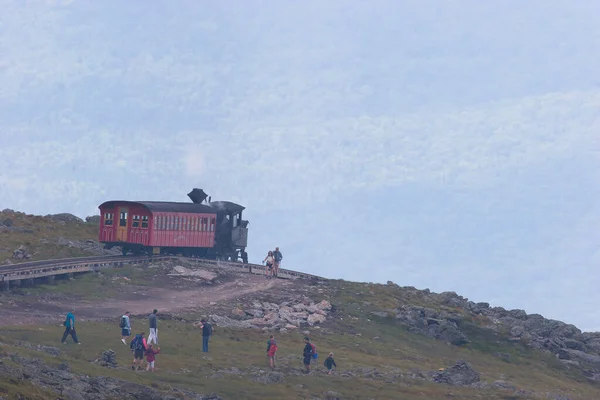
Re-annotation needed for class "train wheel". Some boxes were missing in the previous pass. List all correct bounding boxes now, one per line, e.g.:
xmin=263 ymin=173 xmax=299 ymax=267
xmin=122 ymin=247 xmax=128 ymax=256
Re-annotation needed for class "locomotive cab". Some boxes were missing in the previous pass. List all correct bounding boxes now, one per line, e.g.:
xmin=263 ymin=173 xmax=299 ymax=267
xmin=210 ymin=201 xmax=249 ymax=262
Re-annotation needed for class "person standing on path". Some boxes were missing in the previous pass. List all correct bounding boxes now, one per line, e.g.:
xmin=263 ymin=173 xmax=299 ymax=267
xmin=120 ymin=311 xmax=131 ymax=345
xmin=273 ymin=247 xmax=283 ymax=278
xmin=302 ymin=337 xmax=314 ymax=373
xmin=263 ymin=251 xmax=274 ymax=279
xmin=61 ymin=310 xmax=80 ymax=345
xmin=200 ymin=319 xmax=213 ymax=352
xmin=148 ymin=309 xmax=159 ymax=345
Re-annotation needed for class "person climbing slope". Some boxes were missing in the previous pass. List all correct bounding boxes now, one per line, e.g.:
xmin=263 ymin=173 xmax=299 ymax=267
xmin=145 ymin=343 xmax=160 ymax=372
xmin=266 ymin=335 xmax=278 ymax=369
xmin=61 ymin=310 xmax=80 ymax=345
xmin=324 ymin=352 xmax=337 ymax=374
xmin=302 ymin=337 xmax=315 ymax=373
xmin=120 ymin=311 xmax=131 ymax=345
xmin=130 ymin=332 xmax=147 ymax=370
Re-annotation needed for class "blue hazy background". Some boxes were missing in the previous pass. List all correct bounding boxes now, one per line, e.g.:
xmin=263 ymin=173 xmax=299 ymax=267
xmin=0 ymin=1 xmax=598 ymax=330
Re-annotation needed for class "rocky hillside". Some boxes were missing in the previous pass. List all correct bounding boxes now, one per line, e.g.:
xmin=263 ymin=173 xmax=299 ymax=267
xmin=0 ymin=209 xmax=117 ymax=263
xmin=0 ymin=210 xmax=599 ymax=399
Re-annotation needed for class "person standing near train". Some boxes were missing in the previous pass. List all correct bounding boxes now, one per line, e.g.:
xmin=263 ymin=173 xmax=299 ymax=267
xmin=263 ymin=251 xmax=274 ymax=279
xmin=273 ymin=247 xmax=283 ymax=278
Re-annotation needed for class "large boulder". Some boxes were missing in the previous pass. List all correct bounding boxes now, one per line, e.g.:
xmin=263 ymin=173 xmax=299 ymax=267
xmin=432 ymin=360 xmax=480 ymax=385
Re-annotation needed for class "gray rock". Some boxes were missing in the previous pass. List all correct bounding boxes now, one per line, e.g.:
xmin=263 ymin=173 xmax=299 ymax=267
xmin=252 ymin=371 xmax=284 ymax=384
xmin=94 ymin=349 xmax=118 ymax=368
xmin=85 ymin=215 xmax=101 ymax=224
xmin=370 ymin=311 xmax=389 ymax=318
xmin=432 ymin=360 xmax=480 ymax=386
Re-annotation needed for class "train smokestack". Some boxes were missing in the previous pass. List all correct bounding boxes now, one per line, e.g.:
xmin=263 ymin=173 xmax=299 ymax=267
xmin=188 ymin=188 xmax=209 ymax=204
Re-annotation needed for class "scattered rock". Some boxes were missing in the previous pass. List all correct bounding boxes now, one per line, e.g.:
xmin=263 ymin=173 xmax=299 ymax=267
xmin=323 ymin=390 xmax=343 ymax=399
xmin=94 ymin=349 xmax=118 ymax=368
xmin=251 ymin=371 xmax=284 ymax=384
xmin=45 ymin=213 xmax=84 ymax=224
xmin=432 ymin=361 xmax=480 ymax=386
xmin=85 ymin=215 xmax=101 ymax=224
xmin=169 ymin=266 xmax=218 ymax=281
xmin=0 ymin=352 xmax=221 ymax=399
xmin=14 ymin=341 xmax=60 ymax=356
xmin=209 ymin=315 xmax=253 ymax=329
xmin=12 ymin=246 xmax=31 ymax=260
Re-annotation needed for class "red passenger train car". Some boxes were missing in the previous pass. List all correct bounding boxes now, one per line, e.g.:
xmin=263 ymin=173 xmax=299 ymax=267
xmin=98 ymin=189 xmax=249 ymax=261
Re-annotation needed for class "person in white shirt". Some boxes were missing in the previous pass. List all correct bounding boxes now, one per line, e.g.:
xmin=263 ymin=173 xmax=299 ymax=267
xmin=263 ymin=251 xmax=274 ymax=279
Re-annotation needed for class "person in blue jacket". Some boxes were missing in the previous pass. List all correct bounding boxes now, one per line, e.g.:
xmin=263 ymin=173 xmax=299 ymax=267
xmin=61 ymin=310 xmax=80 ymax=344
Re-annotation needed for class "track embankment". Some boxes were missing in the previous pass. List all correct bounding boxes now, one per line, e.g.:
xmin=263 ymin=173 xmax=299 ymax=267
xmin=0 ymin=254 xmax=325 ymax=283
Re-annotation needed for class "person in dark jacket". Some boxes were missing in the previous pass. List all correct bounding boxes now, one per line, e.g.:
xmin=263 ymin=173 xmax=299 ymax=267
xmin=302 ymin=337 xmax=314 ymax=373
xmin=130 ymin=332 xmax=147 ymax=370
xmin=273 ymin=247 xmax=283 ymax=277
xmin=200 ymin=319 xmax=213 ymax=352
xmin=148 ymin=309 xmax=159 ymax=345
xmin=324 ymin=352 xmax=337 ymax=374
xmin=61 ymin=310 xmax=80 ymax=344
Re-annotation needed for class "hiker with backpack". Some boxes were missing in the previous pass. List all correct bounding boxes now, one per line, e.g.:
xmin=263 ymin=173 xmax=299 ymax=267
xmin=266 ymin=335 xmax=278 ymax=369
xmin=148 ymin=309 xmax=159 ymax=345
xmin=60 ymin=310 xmax=80 ymax=345
xmin=273 ymin=247 xmax=283 ymax=278
xmin=324 ymin=352 xmax=337 ymax=374
xmin=303 ymin=337 xmax=317 ymax=373
xmin=130 ymin=332 xmax=147 ymax=370
xmin=145 ymin=343 xmax=160 ymax=372
xmin=200 ymin=319 xmax=213 ymax=352
xmin=120 ymin=311 xmax=131 ymax=345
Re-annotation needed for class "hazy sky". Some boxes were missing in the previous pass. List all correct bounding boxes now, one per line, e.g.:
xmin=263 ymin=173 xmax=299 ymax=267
xmin=0 ymin=1 xmax=599 ymax=330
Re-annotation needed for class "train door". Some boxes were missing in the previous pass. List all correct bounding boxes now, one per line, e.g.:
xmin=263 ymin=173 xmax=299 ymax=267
xmin=116 ymin=208 xmax=129 ymax=241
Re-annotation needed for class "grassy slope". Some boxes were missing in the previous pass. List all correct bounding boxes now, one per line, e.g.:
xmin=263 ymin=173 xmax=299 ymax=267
xmin=0 ymin=210 xmax=99 ymax=262
xmin=0 ymin=212 xmax=598 ymax=399
xmin=1 ymin=276 xmax=599 ymax=399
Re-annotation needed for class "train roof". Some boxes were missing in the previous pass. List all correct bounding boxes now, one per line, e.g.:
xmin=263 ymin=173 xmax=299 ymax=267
xmin=99 ymin=201 xmax=216 ymax=214
xmin=208 ymin=201 xmax=245 ymax=214
xmin=99 ymin=200 xmax=245 ymax=215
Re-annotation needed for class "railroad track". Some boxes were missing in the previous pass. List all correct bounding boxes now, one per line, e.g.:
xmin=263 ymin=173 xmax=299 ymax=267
xmin=0 ymin=254 xmax=325 ymax=284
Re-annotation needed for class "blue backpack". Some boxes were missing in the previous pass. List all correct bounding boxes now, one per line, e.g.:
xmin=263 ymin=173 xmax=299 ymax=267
xmin=130 ymin=335 xmax=145 ymax=351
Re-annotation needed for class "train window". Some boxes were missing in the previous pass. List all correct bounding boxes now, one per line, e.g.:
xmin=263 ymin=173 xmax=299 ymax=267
xmin=104 ymin=213 xmax=113 ymax=226
xmin=119 ymin=212 xmax=128 ymax=227
xmin=183 ymin=216 xmax=188 ymax=231
xmin=210 ymin=217 xmax=215 ymax=231
xmin=188 ymin=217 xmax=191 ymax=231
xmin=132 ymin=215 xmax=140 ymax=228
xmin=202 ymin=217 xmax=207 ymax=232
xmin=175 ymin=216 xmax=179 ymax=231
xmin=141 ymin=216 xmax=149 ymax=228
xmin=194 ymin=217 xmax=199 ymax=231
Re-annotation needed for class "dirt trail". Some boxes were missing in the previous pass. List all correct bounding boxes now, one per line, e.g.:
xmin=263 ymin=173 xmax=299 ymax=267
xmin=1 ymin=274 xmax=290 ymax=325
xmin=77 ymin=275 xmax=287 ymax=317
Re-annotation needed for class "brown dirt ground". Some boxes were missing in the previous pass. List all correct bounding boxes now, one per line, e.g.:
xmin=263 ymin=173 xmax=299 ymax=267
xmin=0 ymin=268 xmax=297 ymax=325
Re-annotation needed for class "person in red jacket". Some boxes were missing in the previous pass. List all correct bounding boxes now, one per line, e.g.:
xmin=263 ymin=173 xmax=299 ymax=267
xmin=145 ymin=343 xmax=160 ymax=372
